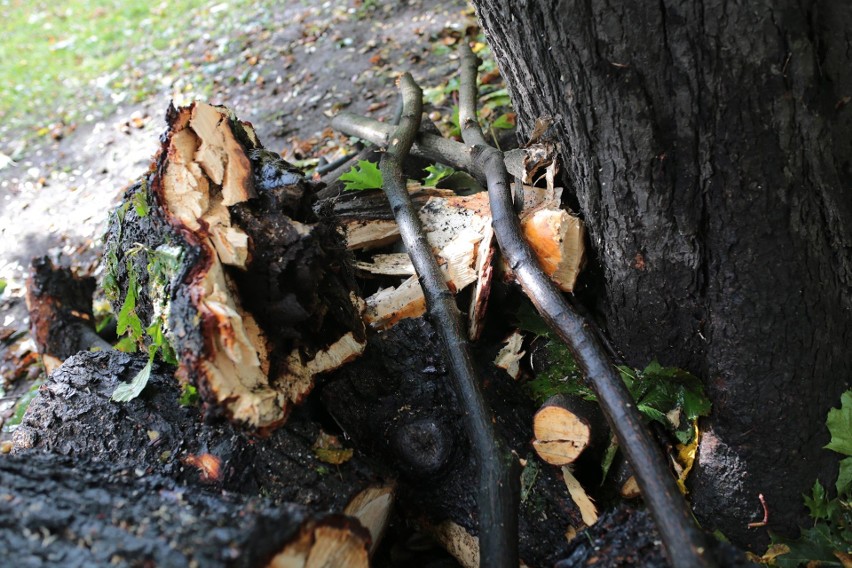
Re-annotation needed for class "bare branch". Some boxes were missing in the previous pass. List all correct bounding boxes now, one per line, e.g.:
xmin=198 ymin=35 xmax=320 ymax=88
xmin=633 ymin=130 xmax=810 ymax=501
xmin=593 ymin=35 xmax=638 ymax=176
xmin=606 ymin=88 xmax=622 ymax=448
xmin=457 ymin=42 xmax=714 ymax=568
xmin=331 ymin=111 xmax=482 ymax=182
xmin=379 ymin=72 xmax=519 ymax=568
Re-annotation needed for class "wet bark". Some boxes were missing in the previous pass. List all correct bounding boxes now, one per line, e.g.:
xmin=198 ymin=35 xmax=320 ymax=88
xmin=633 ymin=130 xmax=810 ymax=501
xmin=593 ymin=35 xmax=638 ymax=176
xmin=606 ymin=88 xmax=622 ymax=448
xmin=472 ymin=0 xmax=852 ymax=548
xmin=25 ymin=256 xmax=111 ymax=372
xmin=12 ymin=350 xmax=381 ymax=511
xmin=0 ymin=451 xmax=370 ymax=567
xmin=322 ymin=317 xmax=584 ymax=567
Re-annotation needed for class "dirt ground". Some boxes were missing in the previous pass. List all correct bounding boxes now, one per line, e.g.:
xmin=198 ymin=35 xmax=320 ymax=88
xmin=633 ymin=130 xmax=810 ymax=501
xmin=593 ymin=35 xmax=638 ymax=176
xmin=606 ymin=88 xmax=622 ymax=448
xmin=0 ymin=0 xmax=484 ymax=434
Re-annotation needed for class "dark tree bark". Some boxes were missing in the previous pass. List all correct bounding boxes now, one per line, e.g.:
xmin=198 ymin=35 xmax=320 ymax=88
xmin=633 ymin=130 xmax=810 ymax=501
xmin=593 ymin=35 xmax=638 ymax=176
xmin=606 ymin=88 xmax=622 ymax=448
xmin=0 ymin=451 xmax=370 ymax=567
xmin=322 ymin=317 xmax=583 ymax=568
xmin=11 ymin=350 xmax=381 ymax=511
xmin=472 ymin=0 xmax=852 ymax=548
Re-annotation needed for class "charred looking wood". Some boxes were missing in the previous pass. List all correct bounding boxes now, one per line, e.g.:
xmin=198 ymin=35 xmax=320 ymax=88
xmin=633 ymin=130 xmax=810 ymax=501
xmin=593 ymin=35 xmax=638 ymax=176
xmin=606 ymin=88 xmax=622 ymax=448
xmin=25 ymin=256 xmax=111 ymax=372
xmin=322 ymin=317 xmax=584 ymax=567
xmin=456 ymin=43 xmax=713 ymax=568
xmin=11 ymin=350 xmax=381 ymax=512
xmin=378 ymin=72 xmax=519 ymax=568
xmin=103 ymin=103 xmax=366 ymax=433
xmin=0 ymin=451 xmax=371 ymax=567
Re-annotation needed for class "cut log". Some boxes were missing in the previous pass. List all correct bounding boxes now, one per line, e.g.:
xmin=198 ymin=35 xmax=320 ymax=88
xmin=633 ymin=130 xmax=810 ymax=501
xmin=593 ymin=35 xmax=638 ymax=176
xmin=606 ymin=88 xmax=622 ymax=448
xmin=532 ymin=394 xmax=602 ymax=467
xmin=0 ymin=451 xmax=370 ymax=568
xmin=321 ymin=317 xmax=585 ymax=567
xmin=102 ymin=102 xmax=366 ymax=433
xmin=12 ymin=350 xmax=382 ymax=512
xmin=25 ymin=256 xmax=111 ymax=373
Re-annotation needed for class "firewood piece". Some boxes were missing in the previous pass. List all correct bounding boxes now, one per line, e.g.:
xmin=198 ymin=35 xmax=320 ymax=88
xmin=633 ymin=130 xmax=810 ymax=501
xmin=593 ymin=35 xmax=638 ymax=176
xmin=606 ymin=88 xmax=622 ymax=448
xmin=12 ymin=350 xmax=380 ymax=513
xmin=533 ymin=394 xmax=594 ymax=466
xmin=103 ymin=102 xmax=365 ymax=433
xmin=0 ymin=451 xmax=369 ymax=568
xmin=343 ymin=485 xmax=396 ymax=556
xmin=519 ymin=209 xmax=584 ymax=293
xmin=456 ymin=44 xmax=713 ymax=568
xmin=379 ymin=73 xmax=518 ymax=568
xmin=25 ymin=256 xmax=111 ymax=373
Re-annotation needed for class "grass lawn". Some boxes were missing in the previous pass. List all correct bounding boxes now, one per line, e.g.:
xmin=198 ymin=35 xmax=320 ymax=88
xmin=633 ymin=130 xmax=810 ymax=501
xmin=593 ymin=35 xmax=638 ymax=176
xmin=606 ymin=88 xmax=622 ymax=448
xmin=0 ymin=0 xmax=256 ymax=144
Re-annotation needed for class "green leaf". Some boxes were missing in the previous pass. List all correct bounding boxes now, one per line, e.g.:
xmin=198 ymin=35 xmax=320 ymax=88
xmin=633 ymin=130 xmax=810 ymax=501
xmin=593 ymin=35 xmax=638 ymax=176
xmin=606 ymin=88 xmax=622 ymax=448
xmin=826 ymin=391 xmax=852 ymax=456
xmin=111 ymin=352 xmax=154 ymax=402
xmin=514 ymin=301 xmax=552 ymax=338
xmin=804 ymin=480 xmax=836 ymax=521
xmin=524 ymin=340 xmax=595 ymax=405
xmin=114 ymin=336 xmax=138 ymax=353
xmin=520 ymin=455 xmax=540 ymax=503
xmin=422 ymin=163 xmax=456 ymax=187
xmin=491 ymin=113 xmax=515 ymax=130
xmin=179 ymin=384 xmax=199 ymax=407
xmin=600 ymin=438 xmax=619 ymax=483
xmin=2 ymin=380 xmax=43 ymax=432
xmin=116 ymin=268 xmax=142 ymax=341
xmin=132 ymin=188 xmax=149 ymax=217
xmin=480 ymin=88 xmax=511 ymax=107
xmin=340 ymin=160 xmax=383 ymax=191
xmin=638 ymin=404 xmax=668 ymax=425
xmin=837 ymin=457 xmax=852 ymax=497
xmin=434 ymin=171 xmax=483 ymax=194
xmin=773 ymin=525 xmax=845 ymax=568
xmin=0 ymin=278 xmax=6 ymax=296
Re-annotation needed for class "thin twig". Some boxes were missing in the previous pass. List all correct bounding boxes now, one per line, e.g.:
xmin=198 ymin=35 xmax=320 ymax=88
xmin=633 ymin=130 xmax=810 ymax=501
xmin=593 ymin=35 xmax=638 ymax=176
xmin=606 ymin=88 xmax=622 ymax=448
xmin=456 ymin=43 xmax=714 ymax=568
xmin=316 ymin=151 xmax=359 ymax=175
xmin=331 ymin=111 xmax=483 ymax=183
xmin=379 ymin=72 xmax=519 ymax=568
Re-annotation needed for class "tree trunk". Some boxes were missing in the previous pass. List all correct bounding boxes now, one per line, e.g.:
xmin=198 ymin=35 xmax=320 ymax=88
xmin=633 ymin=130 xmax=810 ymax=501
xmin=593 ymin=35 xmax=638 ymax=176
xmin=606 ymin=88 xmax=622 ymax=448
xmin=472 ymin=0 xmax=852 ymax=548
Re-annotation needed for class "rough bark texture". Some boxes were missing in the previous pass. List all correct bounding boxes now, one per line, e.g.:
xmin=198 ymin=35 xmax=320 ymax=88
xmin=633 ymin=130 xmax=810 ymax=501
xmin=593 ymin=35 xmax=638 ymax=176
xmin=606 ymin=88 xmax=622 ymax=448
xmin=12 ymin=350 xmax=381 ymax=511
xmin=25 ymin=256 xmax=110 ymax=372
xmin=473 ymin=0 xmax=852 ymax=548
xmin=555 ymin=505 xmax=755 ymax=568
xmin=0 ymin=451 xmax=369 ymax=567
xmin=322 ymin=317 xmax=583 ymax=567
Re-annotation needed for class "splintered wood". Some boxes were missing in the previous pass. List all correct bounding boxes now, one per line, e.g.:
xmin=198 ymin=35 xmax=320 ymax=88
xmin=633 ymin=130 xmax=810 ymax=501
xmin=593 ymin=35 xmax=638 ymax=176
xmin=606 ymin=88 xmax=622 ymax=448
xmin=337 ymin=160 xmax=585 ymax=339
xmin=107 ymin=101 xmax=366 ymax=433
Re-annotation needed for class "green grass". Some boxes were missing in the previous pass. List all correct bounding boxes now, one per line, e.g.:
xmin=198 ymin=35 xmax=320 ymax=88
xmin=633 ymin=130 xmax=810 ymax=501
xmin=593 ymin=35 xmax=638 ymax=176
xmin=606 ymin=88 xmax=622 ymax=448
xmin=0 ymin=0 xmax=258 ymax=143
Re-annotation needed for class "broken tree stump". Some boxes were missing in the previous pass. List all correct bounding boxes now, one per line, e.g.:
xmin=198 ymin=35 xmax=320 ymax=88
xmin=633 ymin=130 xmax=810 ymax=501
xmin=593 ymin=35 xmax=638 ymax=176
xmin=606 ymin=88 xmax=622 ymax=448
xmin=0 ymin=451 xmax=370 ymax=567
xmin=102 ymin=102 xmax=366 ymax=433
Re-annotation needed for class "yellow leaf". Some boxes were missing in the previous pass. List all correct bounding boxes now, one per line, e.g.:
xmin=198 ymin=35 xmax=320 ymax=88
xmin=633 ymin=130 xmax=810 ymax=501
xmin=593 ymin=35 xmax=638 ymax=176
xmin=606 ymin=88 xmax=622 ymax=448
xmin=313 ymin=431 xmax=354 ymax=465
xmin=675 ymin=421 xmax=700 ymax=494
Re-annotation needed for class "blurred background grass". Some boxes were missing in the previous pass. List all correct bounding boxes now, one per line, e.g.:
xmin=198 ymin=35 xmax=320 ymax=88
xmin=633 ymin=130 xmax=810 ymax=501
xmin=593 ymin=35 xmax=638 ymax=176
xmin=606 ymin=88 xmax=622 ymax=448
xmin=0 ymin=0 xmax=263 ymax=145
